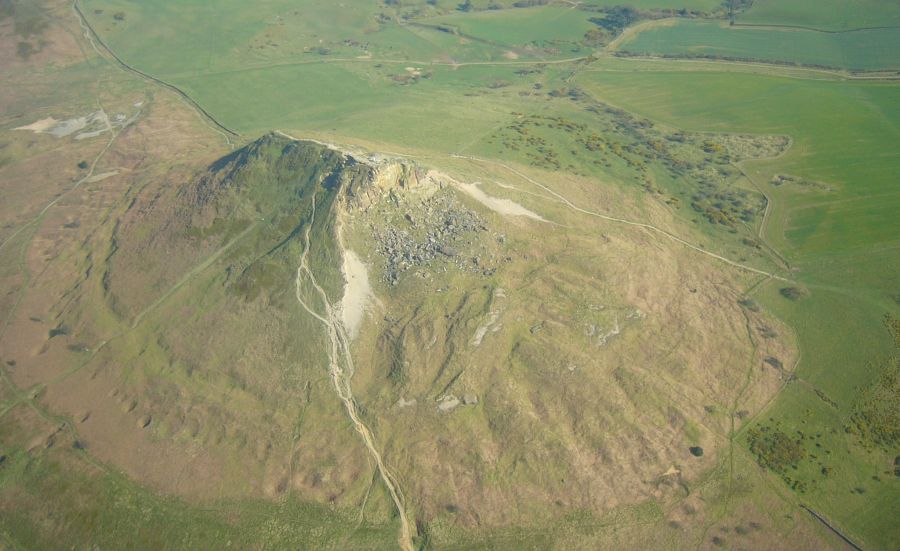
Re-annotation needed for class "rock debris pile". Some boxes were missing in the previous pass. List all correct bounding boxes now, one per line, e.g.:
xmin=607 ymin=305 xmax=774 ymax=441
xmin=372 ymin=192 xmax=504 ymax=285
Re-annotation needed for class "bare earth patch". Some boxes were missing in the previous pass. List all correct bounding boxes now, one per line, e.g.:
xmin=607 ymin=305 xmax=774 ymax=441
xmin=339 ymin=248 xmax=374 ymax=340
xmin=428 ymin=170 xmax=546 ymax=221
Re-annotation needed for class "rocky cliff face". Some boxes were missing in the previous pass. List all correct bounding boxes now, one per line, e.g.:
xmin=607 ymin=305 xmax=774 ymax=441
xmin=342 ymin=160 xmax=421 ymax=211
xmin=173 ymin=132 xmax=420 ymax=219
xmin=191 ymin=133 xmax=415 ymax=214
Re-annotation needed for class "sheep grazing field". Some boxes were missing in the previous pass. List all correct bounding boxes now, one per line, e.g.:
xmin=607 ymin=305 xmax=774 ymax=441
xmin=0 ymin=0 xmax=896 ymax=549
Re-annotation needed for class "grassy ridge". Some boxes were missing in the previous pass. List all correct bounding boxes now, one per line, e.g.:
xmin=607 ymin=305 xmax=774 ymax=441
xmin=618 ymin=19 xmax=900 ymax=71
xmin=578 ymin=62 xmax=899 ymax=549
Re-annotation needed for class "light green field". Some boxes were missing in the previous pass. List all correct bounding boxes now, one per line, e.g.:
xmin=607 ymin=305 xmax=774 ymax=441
xmin=581 ymin=0 xmax=721 ymax=9
xmin=579 ymin=64 xmax=900 ymax=259
xmin=423 ymin=5 xmax=596 ymax=47
xmin=578 ymin=62 xmax=900 ymax=549
xmin=736 ymin=0 xmax=900 ymax=31
xmin=174 ymin=62 xmax=534 ymax=151
xmin=82 ymin=0 xmax=592 ymax=77
xmin=618 ymin=19 xmax=900 ymax=71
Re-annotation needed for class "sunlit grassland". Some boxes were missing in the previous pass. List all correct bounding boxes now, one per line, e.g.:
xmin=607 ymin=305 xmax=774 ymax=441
xmin=25 ymin=2 xmax=899 ymax=548
xmin=578 ymin=65 xmax=900 ymax=260
xmin=421 ymin=5 xmax=596 ymax=47
xmin=577 ymin=62 xmax=899 ymax=549
xmin=618 ymin=19 xmax=900 ymax=71
xmin=735 ymin=0 xmax=900 ymax=31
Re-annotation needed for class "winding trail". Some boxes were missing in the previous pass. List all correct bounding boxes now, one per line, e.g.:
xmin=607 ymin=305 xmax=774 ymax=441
xmin=451 ymin=154 xmax=791 ymax=281
xmin=293 ymin=199 xmax=414 ymax=551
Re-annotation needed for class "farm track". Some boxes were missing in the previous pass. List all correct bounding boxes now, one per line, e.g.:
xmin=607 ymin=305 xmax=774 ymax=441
xmin=732 ymin=22 xmax=900 ymax=34
xmin=293 ymin=199 xmax=414 ymax=551
xmin=154 ymin=53 xmax=593 ymax=82
xmin=583 ymin=55 xmax=900 ymax=81
xmin=147 ymin=51 xmax=899 ymax=84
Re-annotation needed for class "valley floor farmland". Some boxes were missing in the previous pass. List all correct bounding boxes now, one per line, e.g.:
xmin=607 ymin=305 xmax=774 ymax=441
xmin=615 ymin=19 xmax=900 ymax=71
xmin=1 ymin=0 xmax=897 ymax=549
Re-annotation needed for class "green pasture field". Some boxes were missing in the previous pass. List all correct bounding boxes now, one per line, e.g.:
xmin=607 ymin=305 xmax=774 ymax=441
xmin=422 ymin=5 xmax=597 ymax=48
xmin=617 ymin=19 xmax=900 ymax=71
xmin=81 ymin=0 xmax=590 ymax=78
xmin=577 ymin=62 xmax=900 ymax=548
xmin=735 ymin=0 xmax=900 ymax=31
xmin=578 ymin=64 xmax=900 ymax=260
xmin=173 ymin=62 xmax=534 ymax=149
xmin=580 ymin=0 xmax=721 ymax=9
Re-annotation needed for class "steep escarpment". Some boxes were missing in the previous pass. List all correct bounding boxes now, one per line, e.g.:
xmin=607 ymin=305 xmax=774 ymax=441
xmin=105 ymin=133 xmax=418 ymax=316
